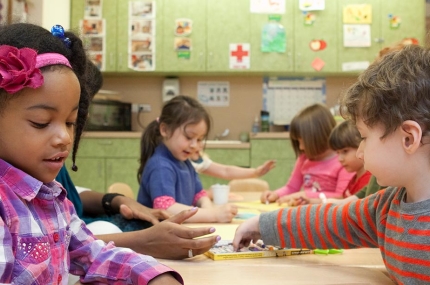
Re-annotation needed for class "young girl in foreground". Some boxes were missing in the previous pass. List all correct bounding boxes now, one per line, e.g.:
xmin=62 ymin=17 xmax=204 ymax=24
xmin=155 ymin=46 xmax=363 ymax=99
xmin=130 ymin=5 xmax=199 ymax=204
xmin=137 ymin=95 xmax=238 ymax=223
xmin=234 ymin=44 xmax=430 ymax=284
xmin=293 ymin=120 xmax=371 ymax=205
xmin=261 ymin=103 xmax=354 ymax=205
xmin=0 ymin=23 xmax=181 ymax=284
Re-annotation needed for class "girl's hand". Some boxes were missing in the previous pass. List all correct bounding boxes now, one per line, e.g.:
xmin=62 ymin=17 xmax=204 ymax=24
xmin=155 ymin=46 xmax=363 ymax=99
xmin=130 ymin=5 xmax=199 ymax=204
xmin=117 ymin=196 xmax=171 ymax=224
xmin=260 ymin=190 xmax=278 ymax=204
xmin=277 ymin=192 xmax=306 ymax=206
xmin=214 ymin=204 xmax=238 ymax=223
xmin=289 ymin=196 xmax=310 ymax=206
xmin=232 ymin=216 xmax=261 ymax=251
xmin=255 ymin=160 xmax=276 ymax=177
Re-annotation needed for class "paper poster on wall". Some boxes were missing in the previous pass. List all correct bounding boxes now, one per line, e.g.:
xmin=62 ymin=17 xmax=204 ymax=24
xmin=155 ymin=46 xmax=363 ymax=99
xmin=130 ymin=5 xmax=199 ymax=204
xmin=80 ymin=18 xmax=106 ymax=70
xmin=197 ymin=82 xmax=230 ymax=107
xmin=175 ymin=18 xmax=192 ymax=36
xmin=229 ymin=43 xmax=250 ymax=69
xmin=343 ymin=4 xmax=372 ymax=24
xmin=250 ymin=0 xmax=285 ymax=14
xmin=343 ymin=24 xmax=371 ymax=47
xmin=128 ymin=1 xmax=156 ymax=71
xmin=85 ymin=0 xmax=102 ymax=19
xmin=261 ymin=23 xmax=286 ymax=53
xmin=342 ymin=61 xmax=369 ymax=72
xmin=262 ymin=77 xmax=326 ymax=125
xmin=299 ymin=0 xmax=325 ymax=11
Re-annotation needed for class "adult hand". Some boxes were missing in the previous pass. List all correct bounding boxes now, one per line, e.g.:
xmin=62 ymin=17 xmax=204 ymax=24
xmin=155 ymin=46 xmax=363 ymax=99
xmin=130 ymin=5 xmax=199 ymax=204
xmin=255 ymin=160 xmax=276 ymax=177
xmin=260 ymin=190 xmax=278 ymax=204
xmin=232 ymin=215 xmax=261 ymax=251
xmin=116 ymin=196 xmax=171 ymax=224
xmin=139 ymin=207 xmax=220 ymax=259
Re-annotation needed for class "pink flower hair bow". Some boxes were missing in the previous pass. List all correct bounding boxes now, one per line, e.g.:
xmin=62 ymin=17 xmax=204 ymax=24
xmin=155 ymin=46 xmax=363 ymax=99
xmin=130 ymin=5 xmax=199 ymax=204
xmin=0 ymin=45 xmax=44 ymax=94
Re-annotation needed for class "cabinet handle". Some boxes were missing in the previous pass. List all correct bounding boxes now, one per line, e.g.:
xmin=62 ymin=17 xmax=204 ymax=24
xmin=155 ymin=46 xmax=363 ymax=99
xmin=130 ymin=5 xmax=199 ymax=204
xmin=199 ymin=52 xmax=204 ymax=70
xmin=374 ymin=38 xmax=384 ymax=43
xmin=119 ymin=52 xmax=123 ymax=69
xmin=208 ymin=52 xmax=213 ymax=68
xmin=107 ymin=162 xmax=111 ymax=177
xmin=110 ymin=52 xmax=114 ymax=69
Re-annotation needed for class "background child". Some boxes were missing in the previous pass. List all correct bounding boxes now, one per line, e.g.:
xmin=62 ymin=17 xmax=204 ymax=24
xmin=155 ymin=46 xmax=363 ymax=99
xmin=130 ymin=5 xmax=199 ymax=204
xmin=260 ymin=103 xmax=354 ymax=205
xmin=0 ymin=23 xmax=181 ymax=284
xmin=56 ymin=61 xmax=218 ymax=264
xmin=233 ymin=44 xmax=430 ymax=284
xmin=137 ymin=95 xmax=238 ymax=223
xmin=292 ymin=120 xmax=371 ymax=205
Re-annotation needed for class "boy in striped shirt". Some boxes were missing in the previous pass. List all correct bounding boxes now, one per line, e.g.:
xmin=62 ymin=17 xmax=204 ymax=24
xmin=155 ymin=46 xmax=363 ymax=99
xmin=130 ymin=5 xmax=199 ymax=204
xmin=233 ymin=44 xmax=430 ymax=284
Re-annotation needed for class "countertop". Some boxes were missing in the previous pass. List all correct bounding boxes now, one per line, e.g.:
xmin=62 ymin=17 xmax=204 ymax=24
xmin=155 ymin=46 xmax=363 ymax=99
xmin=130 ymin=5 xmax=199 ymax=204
xmin=80 ymin=131 xmax=290 ymax=149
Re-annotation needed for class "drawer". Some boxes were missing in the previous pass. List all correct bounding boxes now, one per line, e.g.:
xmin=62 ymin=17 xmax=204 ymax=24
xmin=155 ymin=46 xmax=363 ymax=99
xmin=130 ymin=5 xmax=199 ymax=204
xmin=76 ymin=138 xmax=140 ymax=158
xmin=204 ymin=149 xmax=250 ymax=167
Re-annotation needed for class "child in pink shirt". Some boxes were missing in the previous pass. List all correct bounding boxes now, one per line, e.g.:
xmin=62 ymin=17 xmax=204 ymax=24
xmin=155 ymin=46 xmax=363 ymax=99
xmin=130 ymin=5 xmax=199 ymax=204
xmin=261 ymin=104 xmax=354 ymax=205
xmin=292 ymin=120 xmax=371 ymax=206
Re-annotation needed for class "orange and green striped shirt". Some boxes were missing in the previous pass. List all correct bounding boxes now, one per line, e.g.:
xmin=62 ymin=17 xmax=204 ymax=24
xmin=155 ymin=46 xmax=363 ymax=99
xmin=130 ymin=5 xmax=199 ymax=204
xmin=260 ymin=187 xmax=430 ymax=284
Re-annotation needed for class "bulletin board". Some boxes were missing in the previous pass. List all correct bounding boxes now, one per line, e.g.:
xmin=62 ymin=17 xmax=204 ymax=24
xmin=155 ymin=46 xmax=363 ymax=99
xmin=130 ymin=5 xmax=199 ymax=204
xmin=263 ymin=77 xmax=326 ymax=125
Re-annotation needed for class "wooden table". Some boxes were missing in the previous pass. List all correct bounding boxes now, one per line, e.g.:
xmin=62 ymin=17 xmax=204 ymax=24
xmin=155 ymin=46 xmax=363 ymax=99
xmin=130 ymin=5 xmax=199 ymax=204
xmin=159 ymin=192 xmax=394 ymax=285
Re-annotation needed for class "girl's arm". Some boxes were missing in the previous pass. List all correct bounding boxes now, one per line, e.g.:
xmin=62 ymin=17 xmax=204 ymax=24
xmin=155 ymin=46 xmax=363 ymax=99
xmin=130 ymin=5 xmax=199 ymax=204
xmin=202 ymin=160 xmax=276 ymax=180
xmin=275 ymin=154 xmax=306 ymax=197
xmin=167 ymin=201 xmax=238 ymax=223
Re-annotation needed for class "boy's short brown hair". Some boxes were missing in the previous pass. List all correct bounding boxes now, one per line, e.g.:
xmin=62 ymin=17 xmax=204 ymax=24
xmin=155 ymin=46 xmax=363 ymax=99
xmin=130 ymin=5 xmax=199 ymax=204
xmin=340 ymin=44 xmax=430 ymax=138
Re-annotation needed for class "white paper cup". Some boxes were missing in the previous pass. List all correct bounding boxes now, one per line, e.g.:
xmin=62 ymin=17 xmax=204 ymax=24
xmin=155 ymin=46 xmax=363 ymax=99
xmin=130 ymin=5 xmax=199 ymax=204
xmin=212 ymin=184 xmax=230 ymax=205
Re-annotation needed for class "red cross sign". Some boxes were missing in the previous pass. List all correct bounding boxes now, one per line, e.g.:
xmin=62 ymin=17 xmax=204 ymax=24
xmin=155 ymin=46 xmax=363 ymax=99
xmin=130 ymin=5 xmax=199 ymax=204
xmin=229 ymin=43 xmax=250 ymax=69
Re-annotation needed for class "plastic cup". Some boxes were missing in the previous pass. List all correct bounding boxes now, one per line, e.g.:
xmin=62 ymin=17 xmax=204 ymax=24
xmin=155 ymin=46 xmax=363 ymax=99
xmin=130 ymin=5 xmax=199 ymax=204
xmin=211 ymin=184 xmax=230 ymax=205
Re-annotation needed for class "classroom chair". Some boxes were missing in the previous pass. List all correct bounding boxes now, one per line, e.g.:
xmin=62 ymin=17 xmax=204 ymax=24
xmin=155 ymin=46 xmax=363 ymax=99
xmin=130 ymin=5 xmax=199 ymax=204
xmin=107 ymin=182 xmax=135 ymax=199
xmin=228 ymin=178 xmax=269 ymax=192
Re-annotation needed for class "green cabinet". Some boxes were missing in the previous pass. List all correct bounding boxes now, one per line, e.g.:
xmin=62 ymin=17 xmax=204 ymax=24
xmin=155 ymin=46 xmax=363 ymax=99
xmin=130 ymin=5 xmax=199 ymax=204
xmin=71 ymin=0 xmax=425 ymax=74
xmin=161 ymin=0 xmax=206 ymax=72
xmin=293 ymin=1 xmax=339 ymax=73
xmin=198 ymin=148 xmax=250 ymax=190
xmin=337 ymin=0 xmax=425 ymax=73
xmin=250 ymin=138 xmax=295 ymax=190
xmin=66 ymin=138 xmax=140 ymax=197
xmin=70 ymin=0 xmax=164 ymax=72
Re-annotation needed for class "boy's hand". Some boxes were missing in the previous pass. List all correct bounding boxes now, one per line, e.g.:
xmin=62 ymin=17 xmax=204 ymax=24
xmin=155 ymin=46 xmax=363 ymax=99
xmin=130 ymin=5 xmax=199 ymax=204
xmin=232 ymin=216 xmax=261 ymax=251
xmin=260 ymin=190 xmax=278 ymax=204
xmin=214 ymin=204 xmax=238 ymax=223
xmin=255 ymin=160 xmax=276 ymax=177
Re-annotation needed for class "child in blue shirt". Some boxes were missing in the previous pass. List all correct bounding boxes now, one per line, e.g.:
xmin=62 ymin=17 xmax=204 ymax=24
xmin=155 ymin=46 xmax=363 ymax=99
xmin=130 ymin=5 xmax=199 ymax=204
xmin=137 ymin=95 xmax=238 ymax=222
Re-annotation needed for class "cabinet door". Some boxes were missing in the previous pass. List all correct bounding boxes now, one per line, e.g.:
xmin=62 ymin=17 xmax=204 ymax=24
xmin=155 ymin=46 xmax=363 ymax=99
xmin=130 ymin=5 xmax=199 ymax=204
xmin=251 ymin=158 xmax=293 ymax=190
xmin=161 ymin=0 xmax=206 ymax=72
xmin=379 ymin=0 xmax=425 ymax=47
xmin=206 ymin=0 xmax=250 ymax=72
xmin=250 ymin=139 xmax=294 ymax=160
xmin=204 ymin=149 xmax=250 ymax=167
xmin=294 ymin=1 xmax=339 ymax=72
xmin=337 ymin=0 xmax=381 ymax=73
xmin=249 ymin=2 xmax=294 ymax=72
xmin=106 ymin=158 xmax=140 ymax=198
xmin=70 ymin=0 xmax=118 ymax=72
xmin=66 ymin=158 xmax=106 ymax=192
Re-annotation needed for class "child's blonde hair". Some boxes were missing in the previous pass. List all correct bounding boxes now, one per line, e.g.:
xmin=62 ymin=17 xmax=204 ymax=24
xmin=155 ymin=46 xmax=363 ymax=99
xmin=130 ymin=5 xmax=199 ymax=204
xmin=289 ymin=103 xmax=336 ymax=159
xmin=329 ymin=120 xmax=361 ymax=151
